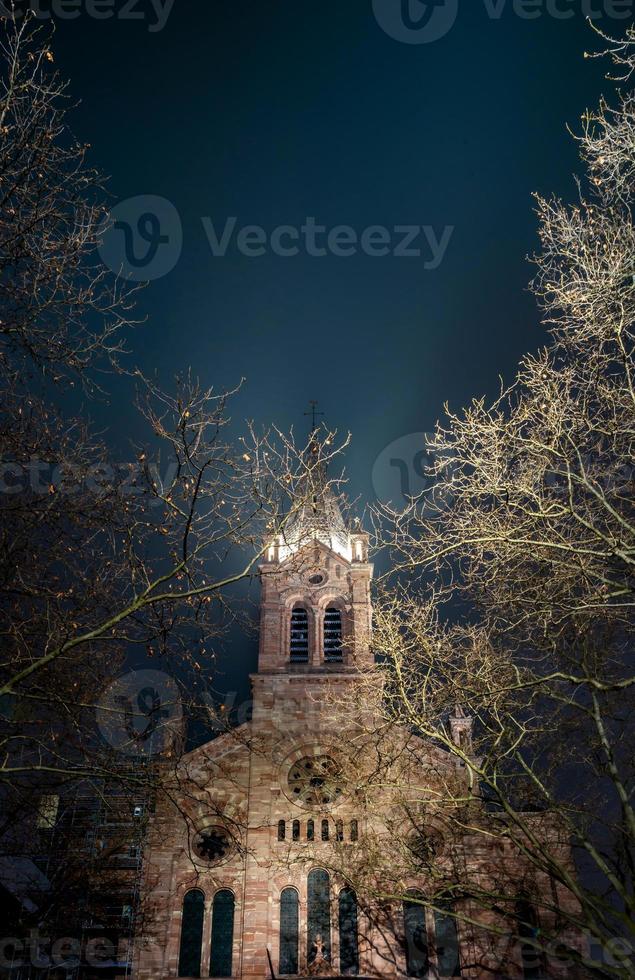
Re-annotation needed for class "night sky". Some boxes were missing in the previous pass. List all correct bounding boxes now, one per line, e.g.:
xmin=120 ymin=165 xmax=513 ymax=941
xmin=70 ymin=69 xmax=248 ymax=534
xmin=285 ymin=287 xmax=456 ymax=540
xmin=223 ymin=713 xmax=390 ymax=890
xmin=44 ymin=0 xmax=620 ymax=699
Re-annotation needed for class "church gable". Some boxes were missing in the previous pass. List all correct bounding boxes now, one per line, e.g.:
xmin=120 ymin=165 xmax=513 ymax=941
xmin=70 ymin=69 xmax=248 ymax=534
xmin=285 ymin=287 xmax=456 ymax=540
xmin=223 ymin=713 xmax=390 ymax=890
xmin=134 ymin=444 xmax=577 ymax=980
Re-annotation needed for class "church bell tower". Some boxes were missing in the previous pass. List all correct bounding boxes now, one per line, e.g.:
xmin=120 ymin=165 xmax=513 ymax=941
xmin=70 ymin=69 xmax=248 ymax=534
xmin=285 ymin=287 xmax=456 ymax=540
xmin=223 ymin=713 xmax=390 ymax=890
xmin=239 ymin=441 xmax=374 ymax=979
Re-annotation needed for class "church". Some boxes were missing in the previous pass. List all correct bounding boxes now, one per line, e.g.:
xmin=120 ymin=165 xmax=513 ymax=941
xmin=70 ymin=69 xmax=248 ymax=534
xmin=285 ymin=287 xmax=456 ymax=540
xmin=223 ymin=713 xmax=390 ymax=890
xmin=133 ymin=462 xmax=582 ymax=980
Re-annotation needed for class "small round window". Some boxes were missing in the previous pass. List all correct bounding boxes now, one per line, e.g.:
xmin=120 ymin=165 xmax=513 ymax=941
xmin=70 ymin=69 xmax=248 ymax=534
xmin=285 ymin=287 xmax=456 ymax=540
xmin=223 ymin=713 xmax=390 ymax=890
xmin=288 ymin=755 xmax=344 ymax=806
xmin=192 ymin=826 xmax=232 ymax=864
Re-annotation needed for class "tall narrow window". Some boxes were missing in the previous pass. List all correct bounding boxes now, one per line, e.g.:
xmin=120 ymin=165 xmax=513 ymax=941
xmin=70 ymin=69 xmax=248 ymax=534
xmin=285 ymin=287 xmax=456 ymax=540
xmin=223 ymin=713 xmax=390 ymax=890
xmin=290 ymin=606 xmax=309 ymax=663
xmin=36 ymin=794 xmax=60 ymax=829
xmin=178 ymin=889 xmax=204 ymax=978
xmin=321 ymin=819 xmax=329 ymax=841
xmin=307 ymin=819 xmax=315 ymax=841
xmin=434 ymin=907 xmax=461 ymax=977
xmin=210 ymin=889 xmax=234 ymax=977
xmin=324 ymin=608 xmax=343 ymax=662
xmin=292 ymin=820 xmax=300 ymax=841
xmin=350 ymin=820 xmax=358 ymax=842
xmin=516 ymin=901 xmax=545 ymax=979
xmin=335 ymin=820 xmax=343 ymax=842
xmin=278 ymin=820 xmax=286 ymax=841
xmin=403 ymin=897 xmax=429 ymax=978
xmin=308 ymin=869 xmax=331 ymax=965
xmin=339 ymin=888 xmax=359 ymax=976
xmin=279 ymin=888 xmax=299 ymax=975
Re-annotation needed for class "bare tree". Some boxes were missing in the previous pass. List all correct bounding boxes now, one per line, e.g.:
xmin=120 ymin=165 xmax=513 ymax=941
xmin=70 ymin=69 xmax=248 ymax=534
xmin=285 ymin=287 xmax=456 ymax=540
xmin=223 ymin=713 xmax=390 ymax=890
xmin=379 ymin=26 xmax=634 ymax=650
xmin=366 ymin=24 xmax=635 ymax=980
xmin=0 ymin=8 xmax=138 ymax=381
xmin=0 ymin=13 xmax=351 ymax=956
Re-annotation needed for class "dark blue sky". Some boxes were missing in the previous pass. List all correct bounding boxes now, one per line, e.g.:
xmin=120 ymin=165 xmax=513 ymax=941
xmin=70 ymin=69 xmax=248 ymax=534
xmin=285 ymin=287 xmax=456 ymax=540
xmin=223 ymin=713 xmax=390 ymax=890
xmin=35 ymin=0 xmax=624 ymax=709
xmin=48 ymin=0 xmax=617 ymax=507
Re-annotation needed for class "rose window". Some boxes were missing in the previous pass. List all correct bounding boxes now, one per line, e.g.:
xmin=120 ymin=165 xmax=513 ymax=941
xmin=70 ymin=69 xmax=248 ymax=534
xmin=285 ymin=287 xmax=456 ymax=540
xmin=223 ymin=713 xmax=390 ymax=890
xmin=193 ymin=826 xmax=232 ymax=864
xmin=287 ymin=755 xmax=343 ymax=806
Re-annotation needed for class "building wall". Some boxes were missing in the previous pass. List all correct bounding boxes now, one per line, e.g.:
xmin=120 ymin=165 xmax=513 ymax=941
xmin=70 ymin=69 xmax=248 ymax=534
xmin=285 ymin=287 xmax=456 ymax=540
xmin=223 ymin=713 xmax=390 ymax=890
xmin=135 ymin=534 xmax=583 ymax=980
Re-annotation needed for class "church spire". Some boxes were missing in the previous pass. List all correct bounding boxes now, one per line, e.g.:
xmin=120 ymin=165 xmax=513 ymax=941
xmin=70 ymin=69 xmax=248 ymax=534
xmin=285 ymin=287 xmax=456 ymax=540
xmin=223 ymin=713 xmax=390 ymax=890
xmin=279 ymin=421 xmax=350 ymax=562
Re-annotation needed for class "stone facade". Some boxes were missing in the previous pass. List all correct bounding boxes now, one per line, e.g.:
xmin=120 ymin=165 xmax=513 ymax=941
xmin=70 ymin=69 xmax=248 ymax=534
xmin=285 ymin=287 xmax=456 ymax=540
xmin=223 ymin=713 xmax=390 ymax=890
xmin=134 ymin=491 xmax=582 ymax=980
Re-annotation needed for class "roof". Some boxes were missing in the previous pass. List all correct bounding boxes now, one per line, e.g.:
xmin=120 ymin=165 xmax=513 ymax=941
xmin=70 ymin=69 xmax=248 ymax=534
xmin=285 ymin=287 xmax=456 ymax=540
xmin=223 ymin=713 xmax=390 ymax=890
xmin=279 ymin=487 xmax=352 ymax=563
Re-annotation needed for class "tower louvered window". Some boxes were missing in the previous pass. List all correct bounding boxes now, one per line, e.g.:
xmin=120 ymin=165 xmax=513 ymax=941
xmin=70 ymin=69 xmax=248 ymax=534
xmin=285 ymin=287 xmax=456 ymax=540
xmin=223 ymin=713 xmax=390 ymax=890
xmin=178 ymin=889 xmax=204 ymax=978
xmin=279 ymin=888 xmax=299 ymax=975
xmin=290 ymin=607 xmax=309 ymax=663
xmin=210 ymin=890 xmax=234 ymax=977
xmin=323 ymin=608 xmax=343 ymax=662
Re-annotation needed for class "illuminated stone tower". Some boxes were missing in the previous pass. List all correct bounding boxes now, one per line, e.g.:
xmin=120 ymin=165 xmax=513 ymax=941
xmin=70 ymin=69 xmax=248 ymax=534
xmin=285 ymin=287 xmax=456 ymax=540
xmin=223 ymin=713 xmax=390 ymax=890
xmin=134 ymin=435 xmax=580 ymax=980
xmin=240 ymin=467 xmax=373 ymax=978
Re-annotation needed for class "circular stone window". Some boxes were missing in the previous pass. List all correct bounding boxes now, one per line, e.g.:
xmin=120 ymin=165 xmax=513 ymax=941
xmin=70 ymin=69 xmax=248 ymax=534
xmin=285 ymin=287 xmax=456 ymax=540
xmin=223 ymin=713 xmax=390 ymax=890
xmin=309 ymin=573 xmax=325 ymax=585
xmin=407 ymin=830 xmax=443 ymax=866
xmin=287 ymin=755 xmax=344 ymax=807
xmin=192 ymin=826 xmax=232 ymax=864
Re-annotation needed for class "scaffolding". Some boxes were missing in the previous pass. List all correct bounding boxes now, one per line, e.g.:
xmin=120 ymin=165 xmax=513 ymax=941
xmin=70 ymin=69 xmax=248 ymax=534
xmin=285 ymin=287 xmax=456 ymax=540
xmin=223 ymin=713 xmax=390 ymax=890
xmin=1 ymin=765 xmax=153 ymax=980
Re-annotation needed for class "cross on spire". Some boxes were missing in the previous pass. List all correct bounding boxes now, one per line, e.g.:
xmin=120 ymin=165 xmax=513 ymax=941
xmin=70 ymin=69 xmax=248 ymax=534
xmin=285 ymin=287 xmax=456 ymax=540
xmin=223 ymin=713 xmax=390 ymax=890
xmin=304 ymin=400 xmax=325 ymax=433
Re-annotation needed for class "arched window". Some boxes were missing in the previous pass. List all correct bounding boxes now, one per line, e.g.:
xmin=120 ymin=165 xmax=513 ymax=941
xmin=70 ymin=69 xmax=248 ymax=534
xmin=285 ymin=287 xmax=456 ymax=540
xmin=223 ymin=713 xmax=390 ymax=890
xmin=324 ymin=608 xmax=343 ymax=662
xmin=278 ymin=820 xmax=286 ymax=841
xmin=403 ymin=896 xmax=429 ymax=978
xmin=307 ymin=869 xmax=331 ymax=965
xmin=292 ymin=819 xmax=300 ymax=841
xmin=339 ymin=888 xmax=359 ymax=976
xmin=350 ymin=820 xmax=358 ymax=842
xmin=516 ymin=900 xmax=545 ymax=979
xmin=279 ymin=888 xmax=299 ymax=975
xmin=434 ymin=906 xmax=461 ymax=977
xmin=210 ymin=889 xmax=235 ymax=977
xmin=178 ymin=889 xmax=204 ymax=978
xmin=321 ymin=819 xmax=329 ymax=841
xmin=290 ymin=606 xmax=309 ymax=663
xmin=335 ymin=820 xmax=343 ymax=842
xmin=307 ymin=819 xmax=315 ymax=841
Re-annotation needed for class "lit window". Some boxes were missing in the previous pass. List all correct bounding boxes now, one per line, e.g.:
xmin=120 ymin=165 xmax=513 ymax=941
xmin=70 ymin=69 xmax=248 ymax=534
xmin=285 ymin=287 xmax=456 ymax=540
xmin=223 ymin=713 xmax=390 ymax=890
xmin=36 ymin=794 xmax=59 ymax=829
